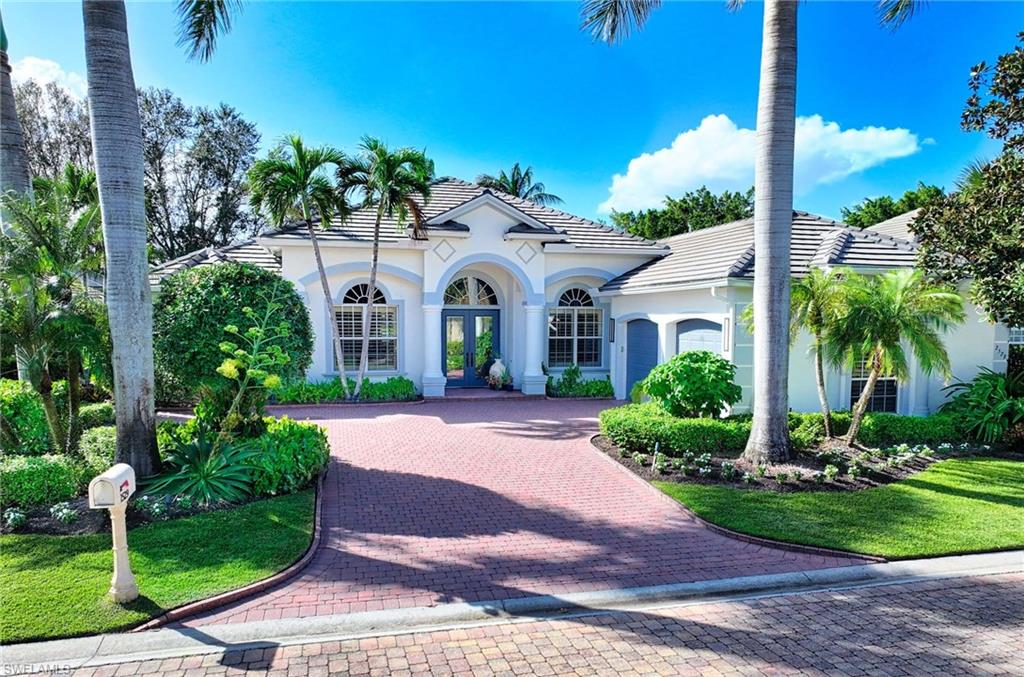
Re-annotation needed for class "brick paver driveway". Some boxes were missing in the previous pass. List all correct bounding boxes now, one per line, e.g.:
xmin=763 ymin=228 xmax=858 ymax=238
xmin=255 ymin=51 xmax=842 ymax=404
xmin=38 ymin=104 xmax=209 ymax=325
xmin=75 ymin=574 xmax=1024 ymax=676
xmin=184 ymin=399 xmax=861 ymax=626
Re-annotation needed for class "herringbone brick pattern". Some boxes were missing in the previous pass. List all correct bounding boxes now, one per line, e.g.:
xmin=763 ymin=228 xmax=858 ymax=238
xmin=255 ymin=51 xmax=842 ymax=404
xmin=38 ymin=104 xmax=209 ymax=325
xmin=180 ymin=400 xmax=859 ymax=626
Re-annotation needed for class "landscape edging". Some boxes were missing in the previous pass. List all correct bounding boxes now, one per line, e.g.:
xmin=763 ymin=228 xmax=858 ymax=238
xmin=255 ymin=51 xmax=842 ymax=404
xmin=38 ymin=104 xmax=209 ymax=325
xmin=131 ymin=468 xmax=327 ymax=632
xmin=588 ymin=434 xmax=886 ymax=564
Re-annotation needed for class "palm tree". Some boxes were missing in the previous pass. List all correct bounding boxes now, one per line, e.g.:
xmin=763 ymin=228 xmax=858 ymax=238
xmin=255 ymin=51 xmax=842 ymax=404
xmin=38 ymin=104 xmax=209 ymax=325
xmin=82 ymin=0 xmax=161 ymax=476
xmin=742 ymin=267 xmax=846 ymax=438
xmin=580 ymin=0 xmax=922 ymax=464
xmin=249 ymin=136 xmax=356 ymax=398
xmin=0 ymin=187 xmax=104 ymax=453
xmin=347 ymin=138 xmax=434 ymax=399
xmin=0 ymin=10 xmax=31 ymax=218
xmin=826 ymin=269 xmax=965 ymax=446
xmin=476 ymin=163 xmax=562 ymax=206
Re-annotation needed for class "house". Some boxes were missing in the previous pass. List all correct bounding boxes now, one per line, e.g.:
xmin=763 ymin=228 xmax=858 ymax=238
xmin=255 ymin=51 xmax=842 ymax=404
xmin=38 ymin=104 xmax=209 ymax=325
xmin=153 ymin=180 xmax=1014 ymax=413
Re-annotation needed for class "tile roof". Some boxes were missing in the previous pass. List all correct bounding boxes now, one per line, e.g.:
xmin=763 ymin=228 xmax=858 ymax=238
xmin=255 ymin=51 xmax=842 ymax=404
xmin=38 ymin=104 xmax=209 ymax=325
xmin=600 ymin=211 xmax=919 ymax=294
xmin=260 ymin=178 xmax=663 ymax=252
xmin=148 ymin=239 xmax=281 ymax=289
xmin=866 ymin=208 xmax=920 ymax=242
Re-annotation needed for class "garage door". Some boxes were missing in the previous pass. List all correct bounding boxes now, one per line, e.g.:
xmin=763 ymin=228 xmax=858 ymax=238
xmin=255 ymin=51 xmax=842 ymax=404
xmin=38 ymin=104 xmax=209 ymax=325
xmin=676 ymin=319 xmax=723 ymax=354
xmin=626 ymin=319 xmax=659 ymax=396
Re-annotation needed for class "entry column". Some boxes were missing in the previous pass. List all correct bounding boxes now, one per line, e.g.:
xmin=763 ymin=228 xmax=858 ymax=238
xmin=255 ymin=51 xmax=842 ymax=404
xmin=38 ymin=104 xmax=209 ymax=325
xmin=422 ymin=304 xmax=446 ymax=397
xmin=522 ymin=304 xmax=547 ymax=395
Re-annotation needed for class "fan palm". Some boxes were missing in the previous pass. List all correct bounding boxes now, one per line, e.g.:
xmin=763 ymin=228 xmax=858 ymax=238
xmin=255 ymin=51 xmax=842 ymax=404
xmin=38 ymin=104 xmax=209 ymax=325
xmin=826 ymin=269 xmax=966 ymax=446
xmin=346 ymin=138 xmax=434 ymax=398
xmin=580 ymin=0 xmax=924 ymax=463
xmin=476 ymin=164 xmax=563 ymax=206
xmin=248 ymin=135 xmax=356 ymax=398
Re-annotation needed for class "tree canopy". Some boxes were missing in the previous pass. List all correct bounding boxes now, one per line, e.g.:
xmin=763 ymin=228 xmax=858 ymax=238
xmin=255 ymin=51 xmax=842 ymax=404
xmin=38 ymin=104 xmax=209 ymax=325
xmin=839 ymin=183 xmax=944 ymax=228
xmin=915 ymin=33 xmax=1024 ymax=326
xmin=610 ymin=186 xmax=754 ymax=241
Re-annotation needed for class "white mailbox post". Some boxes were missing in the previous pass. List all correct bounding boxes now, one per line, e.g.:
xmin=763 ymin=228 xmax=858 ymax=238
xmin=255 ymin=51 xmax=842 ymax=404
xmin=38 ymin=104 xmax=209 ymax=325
xmin=88 ymin=463 xmax=139 ymax=603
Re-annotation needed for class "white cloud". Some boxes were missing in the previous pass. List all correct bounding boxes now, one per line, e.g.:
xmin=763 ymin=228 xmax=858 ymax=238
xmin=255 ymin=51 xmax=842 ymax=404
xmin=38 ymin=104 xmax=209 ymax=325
xmin=599 ymin=114 xmax=926 ymax=213
xmin=11 ymin=57 xmax=87 ymax=99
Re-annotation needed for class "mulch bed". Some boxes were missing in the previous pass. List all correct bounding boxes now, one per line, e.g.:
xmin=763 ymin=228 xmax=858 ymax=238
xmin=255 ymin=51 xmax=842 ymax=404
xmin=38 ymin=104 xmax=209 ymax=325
xmin=592 ymin=435 xmax=1017 ymax=493
xmin=3 ymin=495 xmax=255 ymax=536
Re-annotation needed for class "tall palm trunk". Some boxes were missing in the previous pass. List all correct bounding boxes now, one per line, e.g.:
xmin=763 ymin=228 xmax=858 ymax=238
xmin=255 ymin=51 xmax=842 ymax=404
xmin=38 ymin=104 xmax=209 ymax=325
xmin=1 ymin=18 xmax=34 ymax=382
xmin=83 ymin=0 xmax=159 ymax=476
xmin=812 ymin=335 xmax=833 ymax=438
xmin=742 ymin=0 xmax=798 ymax=465
xmin=846 ymin=348 xmax=882 ymax=446
xmin=0 ymin=17 xmax=31 ymax=210
xmin=306 ymin=218 xmax=352 ymax=399
xmin=353 ymin=208 xmax=384 ymax=400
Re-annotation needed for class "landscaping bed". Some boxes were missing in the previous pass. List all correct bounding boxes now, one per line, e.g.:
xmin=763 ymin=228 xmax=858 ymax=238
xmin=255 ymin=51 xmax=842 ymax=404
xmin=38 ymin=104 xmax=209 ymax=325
xmin=593 ymin=433 xmax=1007 ymax=492
xmin=655 ymin=458 xmax=1024 ymax=558
xmin=0 ymin=490 xmax=315 ymax=644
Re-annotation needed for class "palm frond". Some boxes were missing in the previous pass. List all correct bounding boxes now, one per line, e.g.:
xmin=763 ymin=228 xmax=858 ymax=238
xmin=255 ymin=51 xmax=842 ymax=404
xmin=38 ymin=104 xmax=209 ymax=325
xmin=580 ymin=0 xmax=662 ymax=44
xmin=176 ymin=0 xmax=242 ymax=62
xmin=877 ymin=0 xmax=925 ymax=29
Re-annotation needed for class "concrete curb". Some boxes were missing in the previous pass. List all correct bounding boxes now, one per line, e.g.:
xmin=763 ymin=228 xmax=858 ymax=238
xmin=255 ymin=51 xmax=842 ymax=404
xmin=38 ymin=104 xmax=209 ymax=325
xmin=131 ymin=469 xmax=327 ymax=632
xmin=4 ymin=550 xmax=1021 ymax=671
xmin=587 ymin=434 xmax=885 ymax=564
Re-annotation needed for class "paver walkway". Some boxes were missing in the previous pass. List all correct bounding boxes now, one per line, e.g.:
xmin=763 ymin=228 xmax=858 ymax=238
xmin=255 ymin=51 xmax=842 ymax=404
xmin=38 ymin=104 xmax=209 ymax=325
xmin=70 ymin=574 xmax=1024 ymax=676
xmin=182 ymin=399 xmax=861 ymax=626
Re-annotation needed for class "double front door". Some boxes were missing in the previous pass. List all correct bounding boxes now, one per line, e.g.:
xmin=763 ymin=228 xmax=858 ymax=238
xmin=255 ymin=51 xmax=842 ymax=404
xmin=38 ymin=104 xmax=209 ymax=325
xmin=442 ymin=310 xmax=499 ymax=387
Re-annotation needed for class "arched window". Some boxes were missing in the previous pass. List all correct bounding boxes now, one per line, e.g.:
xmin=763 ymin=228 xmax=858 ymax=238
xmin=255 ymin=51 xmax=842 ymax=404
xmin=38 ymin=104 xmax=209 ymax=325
xmin=444 ymin=276 xmax=498 ymax=306
xmin=548 ymin=288 xmax=603 ymax=368
xmin=334 ymin=283 xmax=397 ymax=371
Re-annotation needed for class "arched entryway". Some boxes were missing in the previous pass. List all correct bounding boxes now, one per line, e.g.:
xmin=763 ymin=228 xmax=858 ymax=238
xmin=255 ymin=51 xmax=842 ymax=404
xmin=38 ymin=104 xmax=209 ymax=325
xmin=676 ymin=318 xmax=724 ymax=354
xmin=442 ymin=274 xmax=500 ymax=387
xmin=626 ymin=319 xmax=658 ymax=396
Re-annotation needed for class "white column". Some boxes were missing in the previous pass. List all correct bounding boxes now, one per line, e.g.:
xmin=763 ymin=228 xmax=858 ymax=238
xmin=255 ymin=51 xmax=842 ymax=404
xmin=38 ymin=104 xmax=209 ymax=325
xmin=522 ymin=304 xmax=547 ymax=395
xmin=422 ymin=304 xmax=446 ymax=397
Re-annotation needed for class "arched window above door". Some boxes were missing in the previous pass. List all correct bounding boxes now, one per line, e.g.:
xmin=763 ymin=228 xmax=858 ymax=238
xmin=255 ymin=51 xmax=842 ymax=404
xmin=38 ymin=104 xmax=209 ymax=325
xmin=444 ymin=276 xmax=498 ymax=306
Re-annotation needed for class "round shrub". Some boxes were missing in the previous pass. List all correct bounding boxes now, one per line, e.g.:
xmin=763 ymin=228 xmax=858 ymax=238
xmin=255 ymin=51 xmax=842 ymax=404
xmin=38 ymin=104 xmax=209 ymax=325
xmin=153 ymin=263 xmax=313 ymax=399
xmin=0 ymin=379 xmax=50 ymax=455
xmin=80 ymin=425 xmax=116 ymax=477
xmin=640 ymin=351 xmax=743 ymax=418
xmin=248 ymin=417 xmax=329 ymax=496
xmin=0 ymin=455 xmax=83 ymax=508
xmin=79 ymin=402 xmax=115 ymax=430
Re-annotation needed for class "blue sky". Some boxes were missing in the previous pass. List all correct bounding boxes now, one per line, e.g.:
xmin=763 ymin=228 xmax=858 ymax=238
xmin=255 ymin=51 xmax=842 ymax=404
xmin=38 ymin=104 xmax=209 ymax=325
xmin=5 ymin=1 xmax=1020 ymax=221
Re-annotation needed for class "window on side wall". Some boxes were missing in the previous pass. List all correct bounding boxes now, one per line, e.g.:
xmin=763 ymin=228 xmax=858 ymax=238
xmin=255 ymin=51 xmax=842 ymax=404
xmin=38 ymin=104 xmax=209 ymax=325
xmin=334 ymin=284 xmax=398 ymax=371
xmin=850 ymin=358 xmax=898 ymax=413
xmin=547 ymin=288 xmax=603 ymax=368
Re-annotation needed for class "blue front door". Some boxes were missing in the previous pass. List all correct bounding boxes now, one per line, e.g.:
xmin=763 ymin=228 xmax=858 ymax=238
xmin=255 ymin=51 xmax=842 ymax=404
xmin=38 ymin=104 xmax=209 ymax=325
xmin=442 ymin=310 xmax=500 ymax=387
xmin=626 ymin=319 xmax=658 ymax=396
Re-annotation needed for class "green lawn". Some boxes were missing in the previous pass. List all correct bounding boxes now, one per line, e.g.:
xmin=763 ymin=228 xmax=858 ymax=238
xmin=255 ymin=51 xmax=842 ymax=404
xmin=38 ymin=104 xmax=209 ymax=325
xmin=656 ymin=457 xmax=1024 ymax=559
xmin=0 ymin=490 xmax=314 ymax=644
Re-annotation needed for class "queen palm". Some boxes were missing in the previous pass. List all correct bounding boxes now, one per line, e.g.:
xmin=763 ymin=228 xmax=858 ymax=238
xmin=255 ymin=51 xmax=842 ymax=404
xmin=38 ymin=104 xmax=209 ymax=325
xmin=347 ymin=138 xmax=434 ymax=398
xmin=476 ymin=163 xmax=562 ymax=206
xmin=581 ymin=0 xmax=922 ymax=463
xmin=249 ymin=136 xmax=356 ymax=399
xmin=826 ymin=269 xmax=965 ymax=446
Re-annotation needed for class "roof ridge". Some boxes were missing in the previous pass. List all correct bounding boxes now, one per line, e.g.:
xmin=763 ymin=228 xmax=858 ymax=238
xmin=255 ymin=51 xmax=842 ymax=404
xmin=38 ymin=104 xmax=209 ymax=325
xmin=727 ymin=243 xmax=757 ymax=277
xmin=660 ymin=216 xmax=754 ymax=246
xmin=811 ymin=228 xmax=852 ymax=267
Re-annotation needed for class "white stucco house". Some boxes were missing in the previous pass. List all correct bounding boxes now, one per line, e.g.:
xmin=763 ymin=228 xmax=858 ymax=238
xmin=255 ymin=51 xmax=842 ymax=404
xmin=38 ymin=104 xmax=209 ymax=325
xmin=150 ymin=178 xmax=1017 ymax=414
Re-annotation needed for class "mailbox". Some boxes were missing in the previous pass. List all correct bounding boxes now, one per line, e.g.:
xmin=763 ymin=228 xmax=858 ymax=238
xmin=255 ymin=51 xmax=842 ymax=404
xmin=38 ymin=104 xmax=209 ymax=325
xmin=89 ymin=464 xmax=136 ymax=509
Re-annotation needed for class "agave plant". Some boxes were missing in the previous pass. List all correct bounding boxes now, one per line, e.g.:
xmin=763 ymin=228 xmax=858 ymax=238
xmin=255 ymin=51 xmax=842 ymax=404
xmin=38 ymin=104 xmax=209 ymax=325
xmin=145 ymin=424 xmax=256 ymax=504
xmin=943 ymin=368 xmax=1024 ymax=444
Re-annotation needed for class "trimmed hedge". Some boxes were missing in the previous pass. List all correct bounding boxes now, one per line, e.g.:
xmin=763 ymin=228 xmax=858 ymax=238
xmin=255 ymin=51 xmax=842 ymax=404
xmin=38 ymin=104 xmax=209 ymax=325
xmin=599 ymin=403 xmax=750 ymax=456
xmin=271 ymin=376 xmax=419 ymax=404
xmin=79 ymin=402 xmax=115 ymax=430
xmin=247 ymin=417 xmax=330 ymax=496
xmin=0 ymin=455 xmax=83 ymax=508
xmin=0 ymin=379 xmax=50 ymax=455
xmin=600 ymin=404 xmax=973 ymax=457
